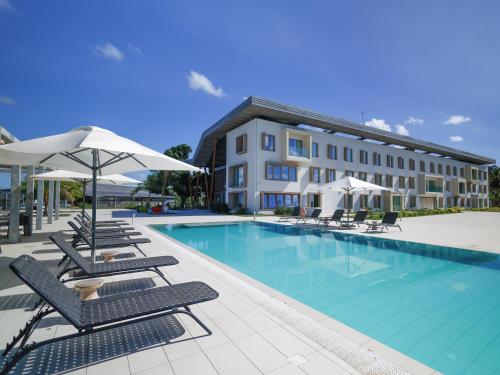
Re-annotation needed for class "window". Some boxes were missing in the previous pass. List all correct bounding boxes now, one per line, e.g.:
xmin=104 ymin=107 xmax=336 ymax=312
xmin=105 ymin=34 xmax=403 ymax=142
xmin=397 ymin=157 xmax=405 ymax=169
xmin=430 ymin=162 xmax=435 ymax=174
xmin=386 ymin=174 xmax=393 ymax=188
xmin=327 ymin=144 xmax=337 ymax=160
xmin=312 ymin=142 xmax=319 ymax=158
xmin=310 ymin=167 xmax=320 ymax=183
xmin=420 ymin=161 xmax=426 ymax=172
xmin=460 ymin=168 xmax=465 ymax=178
xmin=373 ymin=152 xmax=382 ymax=166
xmin=446 ymin=181 xmax=451 ymax=192
xmin=459 ymin=182 xmax=465 ymax=195
xmin=344 ymin=147 xmax=353 ymax=162
xmin=409 ymin=195 xmax=416 ymax=208
xmin=446 ymin=165 xmax=451 ymax=175
xmin=374 ymin=173 xmax=383 ymax=186
xmin=453 ymin=166 xmax=457 ymax=176
xmin=360 ymin=150 xmax=369 ymax=164
xmin=360 ymin=195 xmax=368 ymax=209
xmin=289 ymin=138 xmax=306 ymax=157
xmin=261 ymin=192 xmax=300 ymax=209
xmin=398 ymin=176 xmax=405 ymax=189
xmin=236 ymin=134 xmax=247 ymax=154
xmin=387 ymin=155 xmax=394 ymax=168
xmin=261 ymin=133 xmax=275 ymax=151
xmin=373 ymin=195 xmax=381 ymax=209
xmin=471 ymin=169 xmax=478 ymax=180
xmin=326 ymin=168 xmax=336 ymax=183
xmin=408 ymin=177 xmax=415 ymax=189
xmin=438 ymin=164 xmax=443 ymax=174
xmin=266 ymin=163 xmax=297 ymax=181
xmin=409 ymin=159 xmax=415 ymax=171
xmin=344 ymin=170 xmax=355 ymax=177
xmin=229 ymin=164 xmax=246 ymax=187
xmin=229 ymin=192 xmax=246 ymax=209
xmin=358 ymin=172 xmax=367 ymax=181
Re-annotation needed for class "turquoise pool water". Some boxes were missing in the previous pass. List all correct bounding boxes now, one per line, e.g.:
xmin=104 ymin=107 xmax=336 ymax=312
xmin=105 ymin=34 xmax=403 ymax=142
xmin=151 ymin=221 xmax=500 ymax=375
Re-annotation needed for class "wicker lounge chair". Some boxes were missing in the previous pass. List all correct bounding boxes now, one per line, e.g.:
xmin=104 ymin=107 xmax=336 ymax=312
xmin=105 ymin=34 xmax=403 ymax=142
xmin=278 ymin=206 xmax=300 ymax=222
xmin=365 ymin=211 xmax=402 ymax=232
xmin=317 ymin=209 xmax=345 ymax=226
xmin=297 ymin=208 xmax=322 ymax=224
xmin=50 ymin=232 xmax=178 ymax=284
xmin=340 ymin=210 xmax=368 ymax=228
xmin=68 ymin=221 xmax=149 ymax=257
xmin=1 ymin=255 xmax=218 ymax=374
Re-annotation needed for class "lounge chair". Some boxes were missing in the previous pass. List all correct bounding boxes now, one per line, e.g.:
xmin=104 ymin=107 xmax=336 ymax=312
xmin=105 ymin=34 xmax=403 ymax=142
xmin=68 ymin=221 xmax=150 ymax=257
xmin=340 ymin=210 xmax=368 ymax=228
xmin=73 ymin=218 xmax=142 ymax=238
xmin=1 ymin=255 xmax=218 ymax=374
xmin=278 ymin=206 xmax=300 ymax=222
xmin=297 ymin=208 xmax=322 ymax=224
xmin=79 ymin=211 xmax=128 ymax=226
xmin=51 ymin=232 xmax=178 ymax=284
xmin=317 ymin=209 xmax=345 ymax=227
xmin=74 ymin=215 xmax=135 ymax=232
xmin=365 ymin=211 xmax=402 ymax=232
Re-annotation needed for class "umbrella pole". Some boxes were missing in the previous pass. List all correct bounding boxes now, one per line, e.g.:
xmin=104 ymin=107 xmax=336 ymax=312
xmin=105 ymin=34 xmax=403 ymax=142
xmin=81 ymin=181 xmax=86 ymax=219
xmin=91 ymin=150 xmax=97 ymax=264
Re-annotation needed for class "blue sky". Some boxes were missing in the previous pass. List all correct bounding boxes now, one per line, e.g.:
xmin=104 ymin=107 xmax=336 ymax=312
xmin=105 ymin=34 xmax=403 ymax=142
xmin=0 ymin=0 xmax=499 ymax=184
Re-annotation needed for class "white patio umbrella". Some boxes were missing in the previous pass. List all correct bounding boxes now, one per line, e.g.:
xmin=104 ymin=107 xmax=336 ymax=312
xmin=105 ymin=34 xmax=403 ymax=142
xmin=30 ymin=169 xmax=141 ymax=218
xmin=0 ymin=126 xmax=202 ymax=262
xmin=324 ymin=176 xmax=390 ymax=219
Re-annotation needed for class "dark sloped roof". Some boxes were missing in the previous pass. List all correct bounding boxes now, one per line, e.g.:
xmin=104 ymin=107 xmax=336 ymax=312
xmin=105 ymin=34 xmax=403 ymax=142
xmin=192 ymin=96 xmax=495 ymax=166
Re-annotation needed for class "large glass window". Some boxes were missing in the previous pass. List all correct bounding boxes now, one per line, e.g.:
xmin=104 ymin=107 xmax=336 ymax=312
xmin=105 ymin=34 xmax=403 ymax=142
xmin=262 ymin=193 xmax=300 ymax=209
xmin=236 ymin=134 xmax=247 ymax=154
xmin=328 ymin=145 xmax=337 ymax=160
xmin=267 ymin=163 xmax=297 ymax=181
xmin=229 ymin=164 xmax=245 ymax=187
xmin=289 ymin=138 xmax=306 ymax=157
xmin=310 ymin=167 xmax=320 ymax=183
xmin=312 ymin=142 xmax=319 ymax=158
xmin=344 ymin=147 xmax=353 ymax=162
xmin=327 ymin=169 xmax=336 ymax=182
xmin=262 ymin=133 xmax=275 ymax=151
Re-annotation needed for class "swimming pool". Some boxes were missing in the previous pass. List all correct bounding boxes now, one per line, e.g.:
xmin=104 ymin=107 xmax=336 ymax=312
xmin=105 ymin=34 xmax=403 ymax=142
xmin=151 ymin=221 xmax=500 ymax=375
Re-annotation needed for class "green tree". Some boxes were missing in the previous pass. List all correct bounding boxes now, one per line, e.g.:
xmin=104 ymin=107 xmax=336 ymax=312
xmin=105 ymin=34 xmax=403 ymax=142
xmin=489 ymin=167 xmax=500 ymax=206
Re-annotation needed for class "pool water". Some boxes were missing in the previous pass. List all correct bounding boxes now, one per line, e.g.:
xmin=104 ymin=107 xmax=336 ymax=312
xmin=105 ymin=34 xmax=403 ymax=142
xmin=151 ymin=221 xmax=500 ymax=375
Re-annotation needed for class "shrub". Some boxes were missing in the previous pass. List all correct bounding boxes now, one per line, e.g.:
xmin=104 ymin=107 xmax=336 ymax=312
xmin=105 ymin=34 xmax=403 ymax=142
xmin=274 ymin=207 xmax=294 ymax=216
xmin=212 ymin=203 xmax=229 ymax=213
xmin=137 ymin=206 xmax=148 ymax=213
xmin=468 ymin=207 xmax=500 ymax=212
xmin=235 ymin=207 xmax=250 ymax=215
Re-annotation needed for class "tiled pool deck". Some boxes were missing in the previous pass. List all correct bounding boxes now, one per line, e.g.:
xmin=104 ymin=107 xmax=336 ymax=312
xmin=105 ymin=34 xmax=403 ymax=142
xmin=2 ymin=210 xmax=498 ymax=374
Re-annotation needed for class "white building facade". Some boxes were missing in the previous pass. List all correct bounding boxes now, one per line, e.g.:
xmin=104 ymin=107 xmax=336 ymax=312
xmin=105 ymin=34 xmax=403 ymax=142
xmin=193 ymin=97 xmax=494 ymax=214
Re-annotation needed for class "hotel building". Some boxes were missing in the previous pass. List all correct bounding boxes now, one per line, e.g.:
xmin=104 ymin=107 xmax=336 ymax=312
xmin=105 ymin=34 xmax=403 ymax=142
xmin=192 ymin=97 xmax=495 ymax=214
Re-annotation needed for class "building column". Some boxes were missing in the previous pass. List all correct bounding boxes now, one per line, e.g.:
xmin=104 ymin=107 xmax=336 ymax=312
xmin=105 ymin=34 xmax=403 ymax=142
xmin=47 ymin=180 xmax=54 ymax=224
xmin=36 ymin=172 xmax=44 ymax=230
xmin=8 ymin=165 xmax=21 ymax=243
xmin=55 ymin=181 xmax=61 ymax=220
xmin=25 ymin=165 xmax=35 ymax=235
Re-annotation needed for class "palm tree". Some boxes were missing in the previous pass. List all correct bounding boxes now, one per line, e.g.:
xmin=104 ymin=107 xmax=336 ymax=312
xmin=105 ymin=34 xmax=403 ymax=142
xmin=488 ymin=167 xmax=500 ymax=206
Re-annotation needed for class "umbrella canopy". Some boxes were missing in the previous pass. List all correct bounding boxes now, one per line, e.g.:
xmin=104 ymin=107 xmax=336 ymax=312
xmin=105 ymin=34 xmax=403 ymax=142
xmin=29 ymin=169 xmax=141 ymax=185
xmin=324 ymin=176 xmax=390 ymax=220
xmin=0 ymin=126 xmax=201 ymax=263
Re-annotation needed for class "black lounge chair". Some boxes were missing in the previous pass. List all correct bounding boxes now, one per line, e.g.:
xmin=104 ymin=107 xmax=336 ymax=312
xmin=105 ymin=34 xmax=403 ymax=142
xmin=365 ymin=211 xmax=402 ymax=233
xmin=317 ymin=209 xmax=345 ymax=226
xmin=68 ymin=221 xmax=150 ymax=255
xmin=74 ymin=215 xmax=135 ymax=232
xmin=278 ymin=206 xmax=300 ymax=222
xmin=297 ymin=208 xmax=322 ymax=224
xmin=79 ymin=211 xmax=128 ymax=226
xmin=50 ymin=232 xmax=178 ymax=284
xmin=340 ymin=210 xmax=368 ymax=228
xmin=72 ymin=219 xmax=143 ymax=239
xmin=1 ymin=255 xmax=218 ymax=374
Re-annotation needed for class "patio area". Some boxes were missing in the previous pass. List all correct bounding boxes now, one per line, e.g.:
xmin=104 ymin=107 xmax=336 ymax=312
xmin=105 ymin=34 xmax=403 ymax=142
xmin=3 ymin=209 xmax=497 ymax=374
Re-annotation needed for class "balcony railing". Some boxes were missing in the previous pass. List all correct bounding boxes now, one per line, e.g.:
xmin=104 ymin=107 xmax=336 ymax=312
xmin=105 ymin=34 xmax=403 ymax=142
xmin=426 ymin=184 xmax=443 ymax=193
xmin=288 ymin=148 xmax=310 ymax=158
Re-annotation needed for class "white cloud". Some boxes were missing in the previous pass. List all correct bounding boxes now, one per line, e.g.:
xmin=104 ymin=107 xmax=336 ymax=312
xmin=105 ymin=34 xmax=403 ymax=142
xmin=445 ymin=115 xmax=471 ymax=125
xmin=406 ymin=116 xmax=424 ymax=125
xmin=95 ymin=43 xmax=124 ymax=61
xmin=187 ymin=70 xmax=224 ymax=97
xmin=0 ymin=0 xmax=14 ymax=14
xmin=242 ymin=96 xmax=248 ymax=100
xmin=0 ymin=95 xmax=15 ymax=106
xmin=449 ymin=135 xmax=463 ymax=143
xmin=396 ymin=124 xmax=410 ymax=136
xmin=365 ymin=118 xmax=391 ymax=132
xmin=127 ymin=43 xmax=142 ymax=55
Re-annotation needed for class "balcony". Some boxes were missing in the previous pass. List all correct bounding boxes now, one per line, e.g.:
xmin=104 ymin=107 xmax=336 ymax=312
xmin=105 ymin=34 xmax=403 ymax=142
xmin=418 ymin=174 xmax=444 ymax=195
xmin=281 ymin=128 xmax=312 ymax=163
xmin=426 ymin=184 xmax=443 ymax=193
